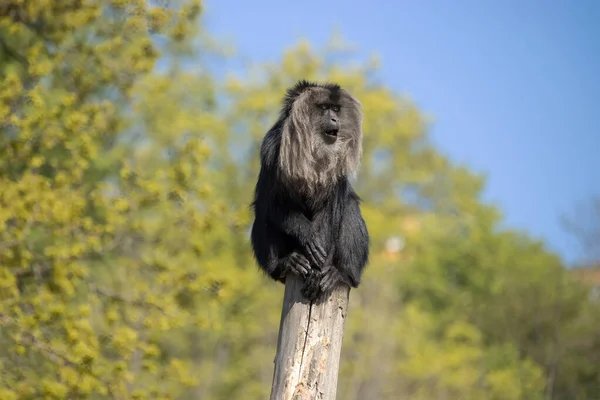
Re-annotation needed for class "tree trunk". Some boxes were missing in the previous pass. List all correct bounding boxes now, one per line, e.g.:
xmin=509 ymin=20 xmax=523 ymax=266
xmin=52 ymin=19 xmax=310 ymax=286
xmin=270 ymin=273 xmax=350 ymax=400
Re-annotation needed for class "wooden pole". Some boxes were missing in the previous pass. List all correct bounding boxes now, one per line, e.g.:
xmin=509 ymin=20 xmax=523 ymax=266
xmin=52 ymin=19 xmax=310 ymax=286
xmin=270 ymin=273 xmax=350 ymax=400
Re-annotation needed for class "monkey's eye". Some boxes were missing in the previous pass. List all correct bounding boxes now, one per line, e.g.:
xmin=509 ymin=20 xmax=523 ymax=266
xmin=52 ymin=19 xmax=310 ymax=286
xmin=319 ymin=104 xmax=328 ymax=110
xmin=332 ymin=106 xmax=340 ymax=112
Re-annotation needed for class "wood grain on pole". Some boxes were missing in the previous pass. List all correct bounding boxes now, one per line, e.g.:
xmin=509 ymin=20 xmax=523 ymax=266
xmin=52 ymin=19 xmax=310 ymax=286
xmin=270 ymin=273 xmax=350 ymax=400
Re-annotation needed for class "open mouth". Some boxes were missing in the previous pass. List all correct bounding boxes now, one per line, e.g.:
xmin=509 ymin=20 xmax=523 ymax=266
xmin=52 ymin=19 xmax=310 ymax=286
xmin=325 ymin=129 xmax=339 ymax=137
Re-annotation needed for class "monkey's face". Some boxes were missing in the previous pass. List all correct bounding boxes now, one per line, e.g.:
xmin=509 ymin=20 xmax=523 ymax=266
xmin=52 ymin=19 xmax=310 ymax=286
xmin=312 ymin=89 xmax=342 ymax=146
xmin=306 ymin=87 xmax=363 ymax=168
xmin=315 ymin=103 xmax=341 ymax=144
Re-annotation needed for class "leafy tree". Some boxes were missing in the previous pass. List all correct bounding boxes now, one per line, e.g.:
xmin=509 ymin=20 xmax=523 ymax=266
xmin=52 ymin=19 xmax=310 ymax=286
xmin=0 ymin=1 xmax=232 ymax=398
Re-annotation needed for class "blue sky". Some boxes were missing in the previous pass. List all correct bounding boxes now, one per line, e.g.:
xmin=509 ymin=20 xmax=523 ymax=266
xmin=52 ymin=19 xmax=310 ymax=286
xmin=204 ymin=0 xmax=599 ymax=265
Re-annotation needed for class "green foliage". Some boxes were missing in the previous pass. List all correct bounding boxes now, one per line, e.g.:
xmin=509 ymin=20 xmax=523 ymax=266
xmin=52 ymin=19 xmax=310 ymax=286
xmin=0 ymin=1 xmax=219 ymax=398
xmin=1 ymin=2 xmax=599 ymax=399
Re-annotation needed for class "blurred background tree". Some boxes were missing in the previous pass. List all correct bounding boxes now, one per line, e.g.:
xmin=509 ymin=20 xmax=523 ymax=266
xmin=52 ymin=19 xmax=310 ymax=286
xmin=0 ymin=1 xmax=598 ymax=399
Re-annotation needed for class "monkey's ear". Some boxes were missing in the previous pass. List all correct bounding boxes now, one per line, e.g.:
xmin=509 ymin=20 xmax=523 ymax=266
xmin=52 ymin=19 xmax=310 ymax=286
xmin=342 ymin=89 xmax=363 ymax=111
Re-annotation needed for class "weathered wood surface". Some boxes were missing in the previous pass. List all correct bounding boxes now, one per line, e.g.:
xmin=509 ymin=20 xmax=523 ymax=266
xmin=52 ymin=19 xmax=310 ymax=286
xmin=270 ymin=273 xmax=350 ymax=400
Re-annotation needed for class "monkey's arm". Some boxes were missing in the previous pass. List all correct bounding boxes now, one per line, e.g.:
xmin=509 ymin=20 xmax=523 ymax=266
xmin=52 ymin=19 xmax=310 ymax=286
xmin=265 ymin=203 xmax=327 ymax=267
xmin=250 ymin=217 xmax=312 ymax=281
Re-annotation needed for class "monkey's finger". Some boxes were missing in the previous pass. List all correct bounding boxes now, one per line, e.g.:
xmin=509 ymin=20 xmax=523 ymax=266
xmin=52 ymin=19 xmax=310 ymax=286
xmin=321 ymin=270 xmax=340 ymax=293
xmin=302 ymin=255 xmax=311 ymax=268
xmin=290 ymin=253 xmax=310 ymax=275
xmin=307 ymin=243 xmax=326 ymax=266
xmin=320 ymin=263 xmax=332 ymax=275
xmin=305 ymin=245 xmax=318 ymax=264
xmin=294 ymin=262 xmax=309 ymax=276
xmin=323 ymin=277 xmax=337 ymax=293
xmin=310 ymin=240 xmax=327 ymax=262
xmin=320 ymin=272 xmax=335 ymax=292
xmin=291 ymin=252 xmax=308 ymax=264
xmin=297 ymin=266 xmax=309 ymax=276
xmin=314 ymin=242 xmax=327 ymax=261
xmin=296 ymin=260 xmax=310 ymax=275
xmin=323 ymin=278 xmax=338 ymax=294
xmin=320 ymin=281 xmax=332 ymax=295
xmin=305 ymin=248 xmax=320 ymax=267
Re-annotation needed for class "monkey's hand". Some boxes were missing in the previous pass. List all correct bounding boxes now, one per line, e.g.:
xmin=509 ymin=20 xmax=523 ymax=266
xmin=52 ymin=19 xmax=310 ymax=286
xmin=318 ymin=264 xmax=344 ymax=296
xmin=300 ymin=235 xmax=327 ymax=268
xmin=281 ymin=252 xmax=311 ymax=278
xmin=271 ymin=208 xmax=327 ymax=267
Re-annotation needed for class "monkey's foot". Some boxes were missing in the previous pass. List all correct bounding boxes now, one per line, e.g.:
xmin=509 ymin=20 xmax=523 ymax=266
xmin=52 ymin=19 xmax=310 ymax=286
xmin=319 ymin=264 xmax=343 ymax=296
xmin=301 ymin=269 xmax=321 ymax=301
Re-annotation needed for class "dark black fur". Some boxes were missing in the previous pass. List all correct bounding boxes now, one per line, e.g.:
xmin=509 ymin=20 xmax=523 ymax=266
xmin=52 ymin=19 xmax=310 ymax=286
xmin=250 ymin=81 xmax=370 ymax=301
